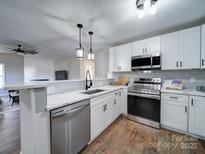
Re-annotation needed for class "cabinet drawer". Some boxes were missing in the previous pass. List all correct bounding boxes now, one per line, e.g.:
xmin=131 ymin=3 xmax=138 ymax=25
xmin=161 ymin=93 xmax=188 ymax=103
xmin=90 ymin=92 xmax=114 ymax=107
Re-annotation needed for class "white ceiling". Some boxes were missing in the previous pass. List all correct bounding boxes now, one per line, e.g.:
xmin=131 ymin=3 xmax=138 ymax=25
xmin=0 ymin=0 xmax=205 ymax=60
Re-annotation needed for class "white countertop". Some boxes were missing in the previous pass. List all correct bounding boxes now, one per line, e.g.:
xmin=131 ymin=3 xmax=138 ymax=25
xmin=46 ymin=85 xmax=128 ymax=111
xmin=4 ymin=78 xmax=111 ymax=90
xmin=161 ymin=88 xmax=205 ymax=97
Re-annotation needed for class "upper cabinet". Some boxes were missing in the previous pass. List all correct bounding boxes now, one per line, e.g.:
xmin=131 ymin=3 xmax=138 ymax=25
xmin=131 ymin=36 xmax=161 ymax=56
xmin=109 ymin=43 xmax=131 ymax=72
xmin=201 ymin=24 xmax=205 ymax=69
xmin=162 ymin=26 xmax=201 ymax=70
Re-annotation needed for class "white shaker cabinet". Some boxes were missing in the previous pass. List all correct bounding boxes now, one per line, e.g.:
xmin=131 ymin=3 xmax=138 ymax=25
xmin=181 ymin=26 xmax=201 ymax=69
xmin=161 ymin=93 xmax=188 ymax=131
xmin=119 ymin=89 xmax=128 ymax=115
xmin=90 ymin=103 xmax=105 ymax=140
xmin=109 ymin=43 xmax=131 ymax=72
xmin=132 ymin=36 xmax=161 ymax=56
xmin=202 ymin=24 xmax=205 ymax=69
xmin=189 ymin=96 xmax=205 ymax=137
xmin=162 ymin=26 xmax=201 ymax=70
xmin=162 ymin=31 xmax=182 ymax=70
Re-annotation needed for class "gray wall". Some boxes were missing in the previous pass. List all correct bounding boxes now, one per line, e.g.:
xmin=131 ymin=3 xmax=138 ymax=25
xmin=0 ymin=53 xmax=24 ymax=83
xmin=95 ymin=49 xmax=109 ymax=78
xmin=54 ymin=56 xmax=80 ymax=79
xmin=54 ymin=50 xmax=109 ymax=80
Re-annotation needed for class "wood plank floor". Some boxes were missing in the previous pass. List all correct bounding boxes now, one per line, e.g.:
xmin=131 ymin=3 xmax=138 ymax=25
xmin=0 ymin=98 xmax=20 ymax=154
xmin=81 ymin=116 xmax=205 ymax=154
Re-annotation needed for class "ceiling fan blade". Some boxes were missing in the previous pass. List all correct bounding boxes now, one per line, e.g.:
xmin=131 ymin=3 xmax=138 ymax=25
xmin=23 ymin=50 xmax=38 ymax=55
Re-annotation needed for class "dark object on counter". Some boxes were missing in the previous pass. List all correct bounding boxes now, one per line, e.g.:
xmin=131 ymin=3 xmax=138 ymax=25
xmin=55 ymin=70 xmax=68 ymax=80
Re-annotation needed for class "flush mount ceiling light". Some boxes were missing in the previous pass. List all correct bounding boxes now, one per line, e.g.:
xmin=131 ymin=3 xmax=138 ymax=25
xmin=76 ymin=24 xmax=85 ymax=59
xmin=88 ymin=31 xmax=95 ymax=60
xmin=136 ymin=0 xmax=158 ymax=19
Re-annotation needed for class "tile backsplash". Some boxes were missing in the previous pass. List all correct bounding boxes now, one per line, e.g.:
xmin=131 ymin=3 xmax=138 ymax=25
xmin=113 ymin=69 xmax=205 ymax=89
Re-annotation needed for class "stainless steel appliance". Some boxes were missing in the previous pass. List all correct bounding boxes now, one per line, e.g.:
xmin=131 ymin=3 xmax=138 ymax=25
xmin=131 ymin=53 xmax=161 ymax=70
xmin=128 ymin=78 xmax=161 ymax=128
xmin=51 ymin=99 xmax=90 ymax=154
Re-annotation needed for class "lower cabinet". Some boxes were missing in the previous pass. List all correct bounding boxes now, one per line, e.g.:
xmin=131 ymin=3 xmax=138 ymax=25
xmin=90 ymin=89 xmax=128 ymax=141
xmin=161 ymin=93 xmax=188 ymax=132
xmin=161 ymin=93 xmax=205 ymax=138
xmin=189 ymin=96 xmax=205 ymax=137
xmin=119 ymin=89 xmax=128 ymax=115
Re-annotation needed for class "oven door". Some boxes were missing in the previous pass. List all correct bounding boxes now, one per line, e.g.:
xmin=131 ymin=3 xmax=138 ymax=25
xmin=128 ymin=92 xmax=160 ymax=123
xmin=131 ymin=56 xmax=152 ymax=70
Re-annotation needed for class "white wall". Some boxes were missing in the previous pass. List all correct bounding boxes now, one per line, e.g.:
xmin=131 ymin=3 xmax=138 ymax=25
xmin=0 ymin=53 xmax=24 ymax=83
xmin=54 ymin=57 xmax=80 ymax=79
xmin=54 ymin=51 xmax=109 ymax=80
xmin=24 ymin=57 xmax=54 ymax=82
xmin=95 ymin=49 xmax=109 ymax=78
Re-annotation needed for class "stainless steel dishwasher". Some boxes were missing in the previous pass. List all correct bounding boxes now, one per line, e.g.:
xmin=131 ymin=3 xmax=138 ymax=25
xmin=51 ymin=99 xmax=90 ymax=154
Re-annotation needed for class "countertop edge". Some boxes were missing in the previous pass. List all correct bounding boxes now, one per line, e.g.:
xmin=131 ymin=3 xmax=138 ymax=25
xmin=46 ymin=86 xmax=127 ymax=111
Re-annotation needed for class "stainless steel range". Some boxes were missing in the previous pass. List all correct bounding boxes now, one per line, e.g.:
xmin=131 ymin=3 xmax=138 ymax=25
xmin=128 ymin=78 xmax=161 ymax=128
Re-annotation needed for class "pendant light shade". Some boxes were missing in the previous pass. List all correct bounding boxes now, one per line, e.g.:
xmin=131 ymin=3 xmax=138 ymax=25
xmin=76 ymin=24 xmax=85 ymax=59
xmin=88 ymin=31 xmax=95 ymax=60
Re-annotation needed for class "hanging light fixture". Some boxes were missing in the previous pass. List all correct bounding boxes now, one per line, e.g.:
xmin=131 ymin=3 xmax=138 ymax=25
xmin=76 ymin=24 xmax=85 ymax=59
xmin=136 ymin=0 xmax=158 ymax=19
xmin=88 ymin=31 xmax=95 ymax=60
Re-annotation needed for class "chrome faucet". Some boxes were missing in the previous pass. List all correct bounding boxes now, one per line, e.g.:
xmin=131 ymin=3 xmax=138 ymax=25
xmin=85 ymin=70 xmax=92 ymax=90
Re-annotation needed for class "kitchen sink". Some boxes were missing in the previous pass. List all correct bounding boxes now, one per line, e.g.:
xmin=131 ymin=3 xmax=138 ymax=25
xmin=81 ymin=89 xmax=106 ymax=95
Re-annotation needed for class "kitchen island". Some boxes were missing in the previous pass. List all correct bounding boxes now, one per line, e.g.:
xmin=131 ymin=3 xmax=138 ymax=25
xmin=5 ymin=80 xmax=127 ymax=154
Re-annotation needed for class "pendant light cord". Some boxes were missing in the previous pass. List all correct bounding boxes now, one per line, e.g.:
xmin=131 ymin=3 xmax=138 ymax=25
xmin=79 ymin=27 xmax=81 ymax=48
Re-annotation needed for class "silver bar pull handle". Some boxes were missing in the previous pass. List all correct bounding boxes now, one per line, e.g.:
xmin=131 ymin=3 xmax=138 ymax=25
xmin=191 ymin=98 xmax=194 ymax=106
xmin=185 ymin=106 xmax=187 ymax=113
xmin=169 ymin=96 xmax=178 ymax=99
xmin=180 ymin=61 xmax=182 ymax=67
xmin=176 ymin=61 xmax=178 ymax=68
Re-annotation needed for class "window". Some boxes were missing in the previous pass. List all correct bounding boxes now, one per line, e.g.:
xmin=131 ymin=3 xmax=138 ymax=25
xmin=0 ymin=64 xmax=5 ymax=88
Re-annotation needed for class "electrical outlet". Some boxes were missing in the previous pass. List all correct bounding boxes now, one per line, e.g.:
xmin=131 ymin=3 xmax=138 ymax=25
xmin=190 ymin=78 xmax=196 ymax=83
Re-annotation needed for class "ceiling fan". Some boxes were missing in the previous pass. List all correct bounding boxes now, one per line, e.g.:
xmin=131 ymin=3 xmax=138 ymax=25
xmin=6 ymin=44 xmax=38 ymax=55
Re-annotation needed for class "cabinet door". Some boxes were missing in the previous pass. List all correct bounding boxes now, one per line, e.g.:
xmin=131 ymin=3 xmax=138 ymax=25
xmin=119 ymin=90 xmax=128 ymax=115
xmin=116 ymin=44 xmax=131 ymax=72
xmin=189 ymin=96 xmax=205 ymax=137
xmin=113 ymin=99 xmax=119 ymax=120
xmin=91 ymin=104 xmax=105 ymax=140
xmin=131 ymin=40 xmax=144 ymax=56
xmin=109 ymin=47 xmax=117 ymax=72
xmin=182 ymin=26 xmax=201 ymax=69
xmin=161 ymin=100 xmax=188 ymax=131
xmin=145 ymin=36 xmax=161 ymax=55
xmin=162 ymin=31 xmax=182 ymax=70
xmin=202 ymin=24 xmax=205 ymax=69
xmin=109 ymin=44 xmax=131 ymax=72
xmin=104 ymin=101 xmax=114 ymax=127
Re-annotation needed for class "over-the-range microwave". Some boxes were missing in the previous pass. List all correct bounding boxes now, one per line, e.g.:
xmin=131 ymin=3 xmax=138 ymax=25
xmin=131 ymin=53 xmax=161 ymax=70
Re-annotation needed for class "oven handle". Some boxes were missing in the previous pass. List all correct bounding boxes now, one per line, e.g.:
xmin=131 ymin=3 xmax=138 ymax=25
xmin=128 ymin=92 xmax=160 ymax=100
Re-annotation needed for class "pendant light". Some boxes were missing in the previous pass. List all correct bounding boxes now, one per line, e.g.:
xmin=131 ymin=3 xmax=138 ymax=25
xmin=76 ymin=24 xmax=85 ymax=59
xmin=88 ymin=31 xmax=95 ymax=60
